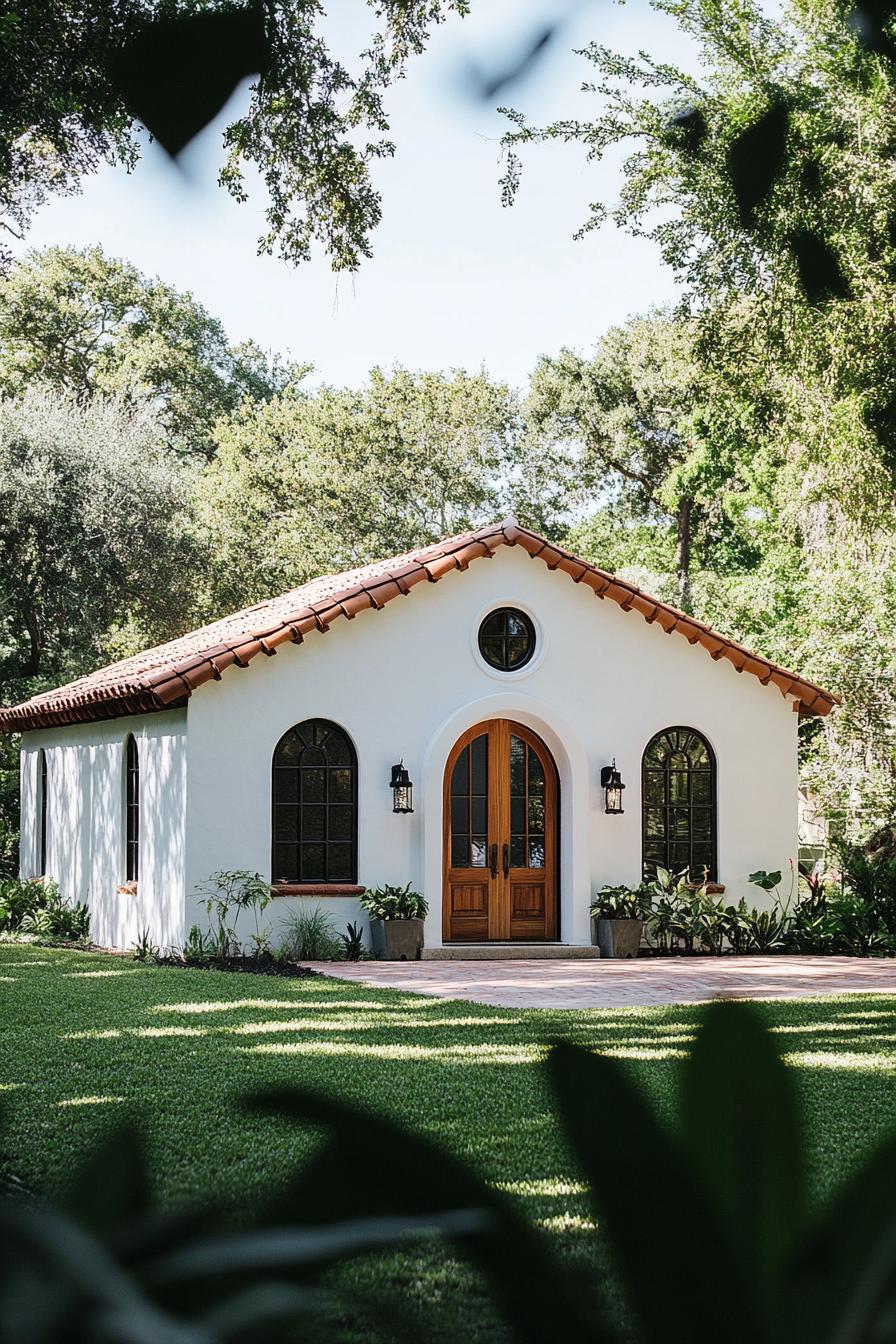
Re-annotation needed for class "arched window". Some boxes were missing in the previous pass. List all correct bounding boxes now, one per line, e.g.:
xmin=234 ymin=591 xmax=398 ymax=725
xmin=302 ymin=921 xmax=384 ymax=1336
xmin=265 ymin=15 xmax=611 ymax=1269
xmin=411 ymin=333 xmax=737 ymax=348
xmin=272 ymin=720 xmax=357 ymax=884
xmin=38 ymin=749 xmax=47 ymax=876
xmin=642 ymin=727 xmax=716 ymax=881
xmin=125 ymin=735 xmax=139 ymax=883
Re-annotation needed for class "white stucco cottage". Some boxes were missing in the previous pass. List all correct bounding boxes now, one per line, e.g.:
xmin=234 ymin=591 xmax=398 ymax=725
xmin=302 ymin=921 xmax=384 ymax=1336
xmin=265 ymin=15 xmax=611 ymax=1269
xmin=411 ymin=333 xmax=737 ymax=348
xmin=1 ymin=521 xmax=837 ymax=954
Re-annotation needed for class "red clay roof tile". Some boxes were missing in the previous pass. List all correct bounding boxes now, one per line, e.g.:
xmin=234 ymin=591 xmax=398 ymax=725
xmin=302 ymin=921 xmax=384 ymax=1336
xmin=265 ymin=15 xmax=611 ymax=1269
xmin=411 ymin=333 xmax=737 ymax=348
xmin=0 ymin=520 xmax=839 ymax=730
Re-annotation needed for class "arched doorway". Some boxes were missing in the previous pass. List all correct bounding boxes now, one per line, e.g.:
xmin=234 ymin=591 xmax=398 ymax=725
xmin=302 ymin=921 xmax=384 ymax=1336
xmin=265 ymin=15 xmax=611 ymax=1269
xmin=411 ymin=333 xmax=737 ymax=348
xmin=443 ymin=719 xmax=559 ymax=942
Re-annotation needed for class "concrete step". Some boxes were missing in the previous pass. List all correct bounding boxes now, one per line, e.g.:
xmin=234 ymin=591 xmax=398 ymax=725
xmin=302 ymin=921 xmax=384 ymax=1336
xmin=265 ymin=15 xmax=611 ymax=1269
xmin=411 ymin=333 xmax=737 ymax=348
xmin=422 ymin=943 xmax=602 ymax=961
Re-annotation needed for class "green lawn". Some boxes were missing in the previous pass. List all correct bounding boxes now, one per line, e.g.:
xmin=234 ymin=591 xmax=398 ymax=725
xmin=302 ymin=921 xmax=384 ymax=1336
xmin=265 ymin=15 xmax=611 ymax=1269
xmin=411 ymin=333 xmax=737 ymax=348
xmin=3 ymin=944 xmax=896 ymax=1341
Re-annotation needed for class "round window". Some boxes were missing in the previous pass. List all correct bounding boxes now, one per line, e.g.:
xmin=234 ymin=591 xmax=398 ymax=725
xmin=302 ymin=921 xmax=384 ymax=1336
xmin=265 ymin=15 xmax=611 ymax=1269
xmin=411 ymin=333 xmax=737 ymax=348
xmin=478 ymin=607 xmax=536 ymax=672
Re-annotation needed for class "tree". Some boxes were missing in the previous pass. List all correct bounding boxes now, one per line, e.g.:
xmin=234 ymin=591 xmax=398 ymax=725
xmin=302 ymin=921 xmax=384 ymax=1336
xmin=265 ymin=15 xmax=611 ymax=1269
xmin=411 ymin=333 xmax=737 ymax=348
xmin=0 ymin=1 xmax=468 ymax=272
xmin=0 ymin=388 xmax=200 ymax=684
xmin=527 ymin=313 xmax=768 ymax=610
xmin=199 ymin=366 xmax=521 ymax=611
xmin=0 ymin=246 xmax=300 ymax=456
xmin=500 ymin=0 xmax=896 ymax=521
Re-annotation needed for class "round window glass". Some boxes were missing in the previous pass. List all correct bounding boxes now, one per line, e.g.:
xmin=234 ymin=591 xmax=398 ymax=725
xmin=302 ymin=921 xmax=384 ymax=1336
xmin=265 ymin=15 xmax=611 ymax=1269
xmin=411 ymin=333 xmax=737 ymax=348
xmin=478 ymin=607 xmax=536 ymax=671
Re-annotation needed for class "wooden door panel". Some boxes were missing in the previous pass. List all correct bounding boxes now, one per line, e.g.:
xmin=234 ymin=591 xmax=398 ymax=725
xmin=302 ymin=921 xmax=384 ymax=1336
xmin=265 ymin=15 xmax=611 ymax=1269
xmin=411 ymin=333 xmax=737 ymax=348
xmin=444 ymin=719 xmax=558 ymax=943
xmin=446 ymin=879 xmax=489 ymax=941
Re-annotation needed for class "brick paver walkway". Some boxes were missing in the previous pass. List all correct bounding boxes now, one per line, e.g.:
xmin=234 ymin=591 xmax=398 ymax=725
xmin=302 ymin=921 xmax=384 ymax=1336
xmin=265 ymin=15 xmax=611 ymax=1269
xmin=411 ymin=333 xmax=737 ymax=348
xmin=314 ymin=955 xmax=896 ymax=1009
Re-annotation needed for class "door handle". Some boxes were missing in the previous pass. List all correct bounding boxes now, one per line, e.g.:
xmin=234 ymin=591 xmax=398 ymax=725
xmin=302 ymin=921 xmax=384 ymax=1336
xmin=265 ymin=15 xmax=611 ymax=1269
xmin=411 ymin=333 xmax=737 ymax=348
xmin=489 ymin=843 xmax=498 ymax=879
xmin=502 ymin=842 xmax=510 ymax=877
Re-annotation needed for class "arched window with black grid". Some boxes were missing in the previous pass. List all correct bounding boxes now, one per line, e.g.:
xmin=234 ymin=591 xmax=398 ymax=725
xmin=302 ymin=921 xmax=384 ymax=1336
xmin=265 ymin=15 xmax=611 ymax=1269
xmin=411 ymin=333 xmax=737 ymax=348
xmin=642 ymin=727 xmax=716 ymax=881
xmin=125 ymin=734 xmax=139 ymax=883
xmin=272 ymin=720 xmax=357 ymax=884
xmin=37 ymin=749 xmax=48 ymax=876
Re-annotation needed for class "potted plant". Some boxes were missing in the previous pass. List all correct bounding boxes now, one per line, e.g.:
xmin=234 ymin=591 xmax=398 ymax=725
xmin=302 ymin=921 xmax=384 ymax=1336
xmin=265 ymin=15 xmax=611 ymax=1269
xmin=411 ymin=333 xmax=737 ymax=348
xmin=590 ymin=884 xmax=648 ymax=959
xmin=359 ymin=884 xmax=429 ymax=961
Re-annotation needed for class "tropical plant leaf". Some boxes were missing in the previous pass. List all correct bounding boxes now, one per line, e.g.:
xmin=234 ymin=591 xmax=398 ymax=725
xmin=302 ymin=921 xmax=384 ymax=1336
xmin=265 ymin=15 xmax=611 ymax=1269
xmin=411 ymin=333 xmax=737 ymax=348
xmin=782 ymin=1131 xmax=896 ymax=1344
xmin=246 ymin=1086 xmax=607 ymax=1344
xmin=107 ymin=4 xmax=270 ymax=158
xmin=726 ymin=96 xmax=789 ymax=228
xmin=61 ymin=1123 xmax=151 ymax=1236
xmin=548 ymin=1041 xmax=762 ymax=1344
xmin=679 ymin=1001 xmax=805 ymax=1316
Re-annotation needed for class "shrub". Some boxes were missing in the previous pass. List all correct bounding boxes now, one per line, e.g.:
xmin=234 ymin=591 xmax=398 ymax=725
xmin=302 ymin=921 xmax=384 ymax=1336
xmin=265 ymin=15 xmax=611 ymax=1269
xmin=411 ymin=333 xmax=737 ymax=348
xmin=0 ymin=877 xmax=89 ymax=942
xmin=194 ymin=870 xmax=271 ymax=957
xmin=279 ymin=905 xmax=343 ymax=961
xmin=590 ymin=885 xmax=649 ymax=920
xmin=360 ymin=884 xmax=428 ymax=921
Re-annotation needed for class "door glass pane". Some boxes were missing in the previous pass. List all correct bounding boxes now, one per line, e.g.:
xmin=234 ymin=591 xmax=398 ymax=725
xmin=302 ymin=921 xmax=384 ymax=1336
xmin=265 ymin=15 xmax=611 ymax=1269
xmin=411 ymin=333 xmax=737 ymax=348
xmin=510 ymin=736 xmax=525 ymax=795
xmin=471 ymin=735 xmax=487 ymax=795
xmin=510 ymin=836 xmax=526 ymax=867
xmin=451 ymin=796 xmax=468 ymax=834
xmin=451 ymin=746 xmax=470 ymax=795
xmin=450 ymin=735 xmax=488 ymax=870
xmin=511 ymin=796 xmax=526 ymax=835
xmin=528 ymin=839 xmax=545 ymax=868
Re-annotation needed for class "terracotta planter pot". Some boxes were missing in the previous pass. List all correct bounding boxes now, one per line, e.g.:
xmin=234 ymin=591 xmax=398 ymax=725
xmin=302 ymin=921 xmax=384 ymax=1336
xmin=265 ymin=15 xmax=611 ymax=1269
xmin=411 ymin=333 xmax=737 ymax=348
xmin=593 ymin=916 xmax=643 ymax=959
xmin=370 ymin=917 xmax=424 ymax=961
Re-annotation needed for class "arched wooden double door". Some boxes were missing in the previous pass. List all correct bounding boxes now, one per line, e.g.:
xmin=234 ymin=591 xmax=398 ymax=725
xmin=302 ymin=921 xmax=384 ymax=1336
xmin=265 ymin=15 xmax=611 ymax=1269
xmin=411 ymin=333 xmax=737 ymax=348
xmin=443 ymin=720 xmax=558 ymax=942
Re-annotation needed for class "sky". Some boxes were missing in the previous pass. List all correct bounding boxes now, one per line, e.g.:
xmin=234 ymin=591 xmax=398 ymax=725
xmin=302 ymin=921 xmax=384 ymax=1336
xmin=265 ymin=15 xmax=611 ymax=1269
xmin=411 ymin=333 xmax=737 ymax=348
xmin=12 ymin=0 xmax=700 ymax=392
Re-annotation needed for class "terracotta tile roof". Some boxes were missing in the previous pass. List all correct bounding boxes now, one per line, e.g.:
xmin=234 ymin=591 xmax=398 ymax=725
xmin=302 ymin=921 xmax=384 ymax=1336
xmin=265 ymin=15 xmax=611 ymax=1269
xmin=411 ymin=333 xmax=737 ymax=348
xmin=0 ymin=520 xmax=838 ymax=731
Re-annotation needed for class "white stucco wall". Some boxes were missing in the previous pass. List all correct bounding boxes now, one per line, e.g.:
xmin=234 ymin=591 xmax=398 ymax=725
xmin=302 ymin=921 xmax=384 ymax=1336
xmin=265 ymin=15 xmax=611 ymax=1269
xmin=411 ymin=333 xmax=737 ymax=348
xmin=180 ymin=544 xmax=799 ymax=949
xmin=19 ymin=710 xmax=186 ymax=951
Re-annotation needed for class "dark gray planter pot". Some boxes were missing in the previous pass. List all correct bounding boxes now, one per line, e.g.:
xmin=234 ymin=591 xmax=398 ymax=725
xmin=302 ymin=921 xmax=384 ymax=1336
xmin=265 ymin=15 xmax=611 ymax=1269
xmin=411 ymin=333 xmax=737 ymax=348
xmin=370 ymin=917 xmax=424 ymax=961
xmin=593 ymin=916 xmax=643 ymax=959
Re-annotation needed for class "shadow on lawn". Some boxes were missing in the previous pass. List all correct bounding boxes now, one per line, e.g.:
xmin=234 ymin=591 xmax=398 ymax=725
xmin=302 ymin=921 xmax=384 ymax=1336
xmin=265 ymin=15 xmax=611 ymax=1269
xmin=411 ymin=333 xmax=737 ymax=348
xmin=7 ymin=967 xmax=896 ymax=1344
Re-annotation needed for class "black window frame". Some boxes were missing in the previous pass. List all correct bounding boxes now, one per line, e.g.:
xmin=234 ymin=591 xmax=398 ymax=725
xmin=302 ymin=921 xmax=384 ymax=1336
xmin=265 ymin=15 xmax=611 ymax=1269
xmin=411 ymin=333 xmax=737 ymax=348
xmin=125 ymin=734 xmax=139 ymax=883
xmin=477 ymin=607 xmax=536 ymax=672
xmin=641 ymin=726 xmax=717 ymax=882
xmin=38 ymin=749 xmax=47 ymax=876
xmin=271 ymin=719 xmax=358 ymax=885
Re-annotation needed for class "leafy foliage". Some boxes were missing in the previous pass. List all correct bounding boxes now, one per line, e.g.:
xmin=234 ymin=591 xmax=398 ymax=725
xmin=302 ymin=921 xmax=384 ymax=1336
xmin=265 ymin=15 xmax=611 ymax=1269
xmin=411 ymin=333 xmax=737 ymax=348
xmin=0 ymin=1 xmax=470 ymax=272
xmin=199 ymin=366 xmax=521 ymax=610
xmin=0 ymin=246 xmax=297 ymax=458
xmin=0 ymin=386 xmax=199 ymax=681
xmin=195 ymin=869 xmax=272 ymax=958
xmin=0 ymin=876 xmax=89 ymax=942
xmin=360 ymin=883 xmax=429 ymax=921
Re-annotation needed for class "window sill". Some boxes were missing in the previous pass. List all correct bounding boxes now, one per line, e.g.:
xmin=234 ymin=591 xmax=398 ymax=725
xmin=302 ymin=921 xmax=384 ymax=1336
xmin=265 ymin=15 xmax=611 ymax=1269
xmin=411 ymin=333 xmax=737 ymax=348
xmin=270 ymin=884 xmax=366 ymax=897
xmin=117 ymin=881 xmax=138 ymax=895
xmin=687 ymin=882 xmax=726 ymax=895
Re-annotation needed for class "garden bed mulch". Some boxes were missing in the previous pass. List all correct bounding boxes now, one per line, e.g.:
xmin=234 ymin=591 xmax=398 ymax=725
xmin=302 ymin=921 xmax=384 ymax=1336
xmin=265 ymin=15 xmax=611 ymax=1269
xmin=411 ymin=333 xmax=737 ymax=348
xmin=154 ymin=953 xmax=322 ymax=978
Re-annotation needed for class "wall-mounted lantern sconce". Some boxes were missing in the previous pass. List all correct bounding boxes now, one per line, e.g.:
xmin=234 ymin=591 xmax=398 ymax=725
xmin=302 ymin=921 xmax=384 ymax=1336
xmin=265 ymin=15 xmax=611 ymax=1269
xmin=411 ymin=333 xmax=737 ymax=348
xmin=600 ymin=760 xmax=625 ymax=815
xmin=390 ymin=761 xmax=414 ymax=814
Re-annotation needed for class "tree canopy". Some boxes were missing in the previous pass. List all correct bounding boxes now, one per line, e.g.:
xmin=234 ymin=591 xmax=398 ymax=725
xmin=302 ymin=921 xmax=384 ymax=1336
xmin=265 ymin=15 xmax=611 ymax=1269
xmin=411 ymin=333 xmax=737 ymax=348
xmin=0 ymin=388 xmax=199 ymax=685
xmin=0 ymin=1 xmax=468 ymax=271
xmin=199 ymin=366 xmax=521 ymax=611
xmin=0 ymin=246 xmax=299 ymax=456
